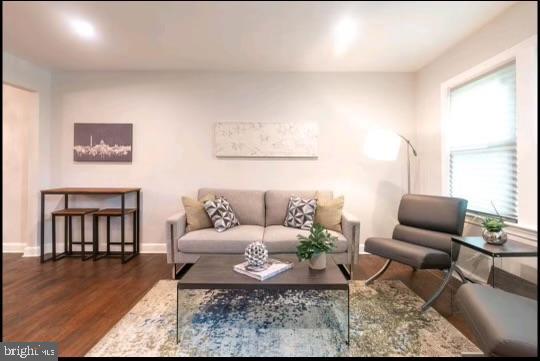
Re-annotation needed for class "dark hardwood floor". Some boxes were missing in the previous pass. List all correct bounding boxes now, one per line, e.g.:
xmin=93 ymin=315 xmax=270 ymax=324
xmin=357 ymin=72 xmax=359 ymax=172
xmin=2 ymin=253 xmax=171 ymax=356
xmin=3 ymin=253 xmax=477 ymax=356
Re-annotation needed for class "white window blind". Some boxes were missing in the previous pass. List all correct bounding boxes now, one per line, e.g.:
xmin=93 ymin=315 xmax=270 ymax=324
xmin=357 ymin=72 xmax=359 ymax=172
xmin=448 ymin=62 xmax=517 ymax=221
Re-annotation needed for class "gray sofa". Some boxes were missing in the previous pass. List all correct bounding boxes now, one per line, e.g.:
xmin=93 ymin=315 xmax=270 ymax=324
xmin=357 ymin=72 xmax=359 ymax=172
xmin=166 ymin=188 xmax=360 ymax=278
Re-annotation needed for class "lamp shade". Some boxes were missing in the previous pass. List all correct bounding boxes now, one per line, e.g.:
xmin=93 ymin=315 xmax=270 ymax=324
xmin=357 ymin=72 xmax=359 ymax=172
xmin=363 ymin=128 xmax=401 ymax=161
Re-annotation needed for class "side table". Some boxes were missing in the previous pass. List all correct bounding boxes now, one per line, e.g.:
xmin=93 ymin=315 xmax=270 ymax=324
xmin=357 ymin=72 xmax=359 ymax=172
xmin=451 ymin=236 xmax=537 ymax=287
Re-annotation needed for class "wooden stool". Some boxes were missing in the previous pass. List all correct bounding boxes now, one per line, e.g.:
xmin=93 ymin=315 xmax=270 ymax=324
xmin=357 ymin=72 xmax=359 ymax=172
xmin=93 ymin=208 xmax=138 ymax=263
xmin=51 ymin=208 xmax=99 ymax=261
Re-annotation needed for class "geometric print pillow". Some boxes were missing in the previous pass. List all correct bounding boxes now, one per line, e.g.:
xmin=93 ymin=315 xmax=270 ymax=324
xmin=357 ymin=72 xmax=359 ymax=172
xmin=204 ymin=196 xmax=240 ymax=232
xmin=283 ymin=196 xmax=317 ymax=230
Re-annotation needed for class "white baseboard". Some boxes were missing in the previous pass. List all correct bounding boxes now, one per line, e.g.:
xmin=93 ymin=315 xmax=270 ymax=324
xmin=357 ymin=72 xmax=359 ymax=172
xmin=3 ymin=242 xmax=26 ymax=253
xmin=15 ymin=243 xmax=166 ymax=257
xmin=23 ymin=246 xmax=40 ymax=257
xmin=358 ymin=243 xmax=368 ymax=254
xmin=139 ymin=243 xmax=166 ymax=254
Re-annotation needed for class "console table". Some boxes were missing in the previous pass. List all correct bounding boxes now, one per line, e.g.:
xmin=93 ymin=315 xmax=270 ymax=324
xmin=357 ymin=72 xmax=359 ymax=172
xmin=40 ymin=187 xmax=141 ymax=263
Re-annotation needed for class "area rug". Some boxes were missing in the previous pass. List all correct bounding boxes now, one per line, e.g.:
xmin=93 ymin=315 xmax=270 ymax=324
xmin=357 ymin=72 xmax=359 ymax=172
xmin=86 ymin=280 xmax=479 ymax=357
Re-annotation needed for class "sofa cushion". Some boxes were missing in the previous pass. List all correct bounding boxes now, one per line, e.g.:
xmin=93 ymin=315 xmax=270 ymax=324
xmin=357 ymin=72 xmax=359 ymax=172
xmin=198 ymin=188 xmax=265 ymax=226
xmin=265 ymin=190 xmax=333 ymax=226
xmin=178 ymin=225 xmax=264 ymax=254
xmin=263 ymin=225 xmax=347 ymax=253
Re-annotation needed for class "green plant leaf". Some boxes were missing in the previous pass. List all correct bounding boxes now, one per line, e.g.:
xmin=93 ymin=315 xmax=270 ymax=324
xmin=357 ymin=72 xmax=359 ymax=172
xmin=296 ymin=223 xmax=337 ymax=261
xmin=481 ymin=216 xmax=506 ymax=232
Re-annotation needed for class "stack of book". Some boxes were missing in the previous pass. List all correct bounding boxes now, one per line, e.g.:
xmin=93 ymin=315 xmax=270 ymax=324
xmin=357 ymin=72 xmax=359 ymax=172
xmin=233 ymin=259 xmax=293 ymax=281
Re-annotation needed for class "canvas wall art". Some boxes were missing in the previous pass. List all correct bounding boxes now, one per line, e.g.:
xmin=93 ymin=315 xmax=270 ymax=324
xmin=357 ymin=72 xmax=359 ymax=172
xmin=74 ymin=123 xmax=133 ymax=162
xmin=215 ymin=122 xmax=319 ymax=158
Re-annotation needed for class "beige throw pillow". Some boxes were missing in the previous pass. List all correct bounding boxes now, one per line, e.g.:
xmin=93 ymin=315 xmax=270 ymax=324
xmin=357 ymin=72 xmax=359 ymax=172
xmin=315 ymin=192 xmax=344 ymax=232
xmin=182 ymin=193 xmax=215 ymax=232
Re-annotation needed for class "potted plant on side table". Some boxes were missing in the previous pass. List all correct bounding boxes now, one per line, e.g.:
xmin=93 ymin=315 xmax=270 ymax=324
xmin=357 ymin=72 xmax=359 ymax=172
xmin=481 ymin=202 xmax=508 ymax=245
xmin=296 ymin=223 xmax=337 ymax=270
xmin=481 ymin=216 xmax=508 ymax=245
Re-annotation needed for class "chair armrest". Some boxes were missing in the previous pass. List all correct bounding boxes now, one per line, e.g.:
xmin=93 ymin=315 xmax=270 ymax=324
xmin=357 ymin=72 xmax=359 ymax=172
xmin=342 ymin=211 xmax=361 ymax=264
xmin=165 ymin=212 xmax=187 ymax=263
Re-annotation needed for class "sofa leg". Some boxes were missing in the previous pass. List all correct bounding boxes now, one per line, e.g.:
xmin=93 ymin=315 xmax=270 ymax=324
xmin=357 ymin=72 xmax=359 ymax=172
xmin=338 ymin=264 xmax=352 ymax=280
xmin=172 ymin=263 xmax=194 ymax=280
xmin=171 ymin=265 xmax=177 ymax=280
xmin=366 ymin=259 xmax=392 ymax=285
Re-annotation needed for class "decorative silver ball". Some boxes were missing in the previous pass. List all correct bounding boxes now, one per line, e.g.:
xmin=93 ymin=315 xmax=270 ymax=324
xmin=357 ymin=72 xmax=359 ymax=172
xmin=245 ymin=241 xmax=268 ymax=267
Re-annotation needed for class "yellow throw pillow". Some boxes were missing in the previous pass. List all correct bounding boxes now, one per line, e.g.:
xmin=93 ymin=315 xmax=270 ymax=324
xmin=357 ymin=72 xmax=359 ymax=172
xmin=182 ymin=193 xmax=215 ymax=232
xmin=315 ymin=192 xmax=344 ymax=232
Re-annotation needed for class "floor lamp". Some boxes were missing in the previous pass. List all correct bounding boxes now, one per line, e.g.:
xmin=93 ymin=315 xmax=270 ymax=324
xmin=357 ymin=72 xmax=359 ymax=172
xmin=363 ymin=129 xmax=418 ymax=193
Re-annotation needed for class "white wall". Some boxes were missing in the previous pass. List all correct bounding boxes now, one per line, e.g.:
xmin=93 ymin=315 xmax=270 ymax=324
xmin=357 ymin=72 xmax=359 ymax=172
xmin=3 ymin=52 xmax=52 ymax=255
xmin=4 ymin=2 xmax=537 ymax=281
xmin=2 ymin=84 xmax=38 ymax=252
xmin=50 ymin=72 xmax=415 ymax=252
xmin=415 ymin=1 xmax=537 ymax=197
xmin=414 ymin=1 xmax=538 ymax=283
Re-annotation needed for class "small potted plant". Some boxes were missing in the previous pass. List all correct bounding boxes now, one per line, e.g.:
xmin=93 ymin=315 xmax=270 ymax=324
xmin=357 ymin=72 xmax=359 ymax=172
xmin=481 ymin=217 xmax=507 ymax=245
xmin=481 ymin=202 xmax=508 ymax=245
xmin=296 ymin=223 xmax=337 ymax=270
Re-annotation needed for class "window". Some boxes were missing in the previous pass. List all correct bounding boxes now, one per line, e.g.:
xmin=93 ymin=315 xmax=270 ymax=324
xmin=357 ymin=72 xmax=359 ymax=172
xmin=448 ymin=62 xmax=517 ymax=221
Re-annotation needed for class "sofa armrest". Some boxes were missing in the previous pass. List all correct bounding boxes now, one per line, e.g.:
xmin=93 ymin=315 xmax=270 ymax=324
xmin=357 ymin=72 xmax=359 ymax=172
xmin=166 ymin=212 xmax=187 ymax=263
xmin=342 ymin=211 xmax=360 ymax=264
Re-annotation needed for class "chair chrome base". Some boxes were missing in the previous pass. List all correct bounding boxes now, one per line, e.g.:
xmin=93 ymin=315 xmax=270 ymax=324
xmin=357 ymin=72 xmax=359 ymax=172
xmin=420 ymin=263 xmax=455 ymax=312
xmin=454 ymin=266 xmax=468 ymax=283
xmin=365 ymin=259 xmax=392 ymax=285
xmin=366 ymin=259 xmax=468 ymax=312
xmin=420 ymin=262 xmax=470 ymax=312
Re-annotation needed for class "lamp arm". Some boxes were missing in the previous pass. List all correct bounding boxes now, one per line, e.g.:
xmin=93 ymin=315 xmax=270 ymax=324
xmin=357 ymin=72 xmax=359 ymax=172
xmin=397 ymin=134 xmax=418 ymax=156
xmin=396 ymin=133 xmax=417 ymax=194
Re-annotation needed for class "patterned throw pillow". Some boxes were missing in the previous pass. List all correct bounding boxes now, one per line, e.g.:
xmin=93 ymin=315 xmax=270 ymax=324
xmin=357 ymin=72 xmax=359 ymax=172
xmin=284 ymin=196 xmax=317 ymax=230
xmin=204 ymin=196 xmax=240 ymax=232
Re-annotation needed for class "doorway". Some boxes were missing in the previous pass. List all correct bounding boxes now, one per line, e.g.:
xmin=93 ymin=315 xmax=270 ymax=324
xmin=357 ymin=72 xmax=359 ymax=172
xmin=2 ymin=83 xmax=39 ymax=252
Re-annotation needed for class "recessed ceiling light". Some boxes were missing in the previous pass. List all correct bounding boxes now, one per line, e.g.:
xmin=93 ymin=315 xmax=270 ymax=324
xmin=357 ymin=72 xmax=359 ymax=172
xmin=333 ymin=17 xmax=358 ymax=56
xmin=69 ymin=18 xmax=96 ymax=40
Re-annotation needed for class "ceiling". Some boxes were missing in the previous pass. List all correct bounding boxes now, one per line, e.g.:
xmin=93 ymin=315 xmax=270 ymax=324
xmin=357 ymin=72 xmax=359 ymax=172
xmin=3 ymin=1 xmax=515 ymax=72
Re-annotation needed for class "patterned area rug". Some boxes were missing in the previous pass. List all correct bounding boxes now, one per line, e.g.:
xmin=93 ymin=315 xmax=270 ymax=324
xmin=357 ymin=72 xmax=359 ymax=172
xmin=86 ymin=280 xmax=479 ymax=357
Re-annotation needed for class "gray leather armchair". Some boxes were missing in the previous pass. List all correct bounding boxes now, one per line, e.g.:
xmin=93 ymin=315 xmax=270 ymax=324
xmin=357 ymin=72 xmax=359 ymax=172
xmin=456 ymin=284 xmax=537 ymax=357
xmin=364 ymin=194 xmax=468 ymax=311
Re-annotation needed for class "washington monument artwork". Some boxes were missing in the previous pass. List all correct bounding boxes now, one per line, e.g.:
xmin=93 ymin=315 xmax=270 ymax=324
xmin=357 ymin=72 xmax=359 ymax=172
xmin=74 ymin=123 xmax=133 ymax=162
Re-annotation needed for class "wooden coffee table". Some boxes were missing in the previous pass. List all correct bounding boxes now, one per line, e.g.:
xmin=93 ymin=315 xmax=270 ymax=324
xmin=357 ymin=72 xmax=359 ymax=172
xmin=176 ymin=254 xmax=350 ymax=345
